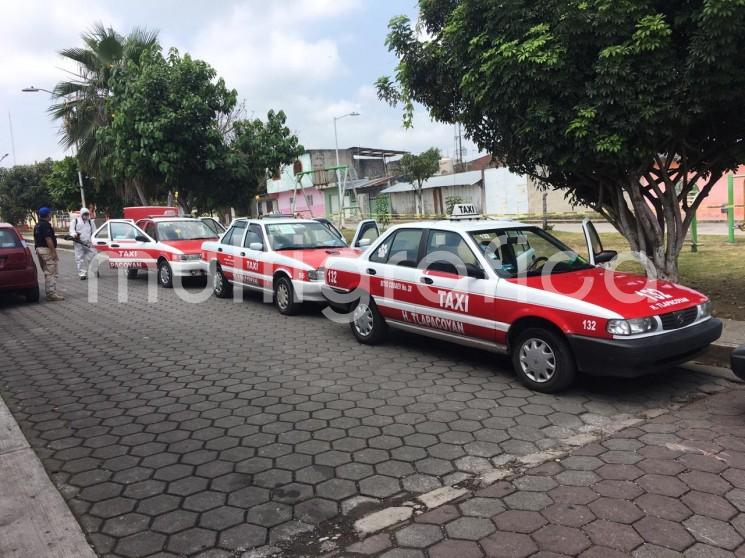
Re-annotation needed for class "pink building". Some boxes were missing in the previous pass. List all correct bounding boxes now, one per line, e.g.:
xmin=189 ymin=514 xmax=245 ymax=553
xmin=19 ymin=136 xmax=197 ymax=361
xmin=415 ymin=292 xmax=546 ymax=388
xmin=694 ymin=168 xmax=745 ymax=222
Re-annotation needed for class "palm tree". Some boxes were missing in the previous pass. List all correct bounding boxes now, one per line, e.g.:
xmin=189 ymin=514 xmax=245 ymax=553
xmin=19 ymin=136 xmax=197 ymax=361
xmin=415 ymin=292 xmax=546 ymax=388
xmin=49 ymin=24 xmax=159 ymax=175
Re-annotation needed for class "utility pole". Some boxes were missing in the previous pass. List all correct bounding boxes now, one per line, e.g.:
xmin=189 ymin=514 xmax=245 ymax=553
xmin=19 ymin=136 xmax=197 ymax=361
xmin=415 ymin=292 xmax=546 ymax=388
xmin=8 ymin=112 xmax=16 ymax=165
xmin=333 ymin=112 xmax=360 ymax=227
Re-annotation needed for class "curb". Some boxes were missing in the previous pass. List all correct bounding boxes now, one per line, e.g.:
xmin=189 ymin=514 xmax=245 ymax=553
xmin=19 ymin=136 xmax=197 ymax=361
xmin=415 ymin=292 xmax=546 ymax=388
xmin=0 ymin=393 xmax=96 ymax=558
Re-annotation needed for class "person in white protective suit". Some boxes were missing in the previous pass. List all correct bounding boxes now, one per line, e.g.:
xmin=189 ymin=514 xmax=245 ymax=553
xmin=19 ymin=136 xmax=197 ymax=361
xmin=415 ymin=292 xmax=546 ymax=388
xmin=69 ymin=208 xmax=96 ymax=279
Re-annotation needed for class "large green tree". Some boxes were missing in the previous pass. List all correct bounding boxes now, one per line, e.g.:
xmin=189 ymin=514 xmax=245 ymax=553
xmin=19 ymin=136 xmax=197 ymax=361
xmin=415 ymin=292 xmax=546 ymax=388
xmin=399 ymin=148 xmax=441 ymax=216
xmin=225 ymin=110 xmax=305 ymax=214
xmin=378 ymin=0 xmax=745 ymax=280
xmin=50 ymin=24 xmax=159 ymax=174
xmin=0 ymin=160 xmax=54 ymax=225
xmin=100 ymin=47 xmax=237 ymax=209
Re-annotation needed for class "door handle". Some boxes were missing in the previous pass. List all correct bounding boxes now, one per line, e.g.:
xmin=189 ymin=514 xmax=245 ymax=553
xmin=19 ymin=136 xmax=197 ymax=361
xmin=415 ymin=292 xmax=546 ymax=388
xmin=217 ymin=247 xmax=223 ymax=252
xmin=111 ymin=244 xmax=120 ymax=248
xmin=366 ymin=268 xmax=377 ymax=275
xmin=240 ymin=252 xmax=245 ymax=256
xmin=96 ymin=241 xmax=106 ymax=245
xmin=420 ymin=276 xmax=434 ymax=285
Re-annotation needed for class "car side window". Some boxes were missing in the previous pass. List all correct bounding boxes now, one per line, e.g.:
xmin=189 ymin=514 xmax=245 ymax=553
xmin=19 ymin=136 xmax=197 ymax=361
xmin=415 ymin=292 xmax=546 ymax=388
xmin=145 ymin=222 xmax=157 ymax=240
xmin=370 ymin=229 xmax=423 ymax=267
xmin=96 ymin=224 xmax=109 ymax=240
xmin=223 ymin=222 xmax=247 ymax=246
xmin=422 ymin=230 xmax=483 ymax=277
xmin=111 ymin=222 xmax=138 ymax=240
xmin=243 ymin=224 xmax=264 ymax=249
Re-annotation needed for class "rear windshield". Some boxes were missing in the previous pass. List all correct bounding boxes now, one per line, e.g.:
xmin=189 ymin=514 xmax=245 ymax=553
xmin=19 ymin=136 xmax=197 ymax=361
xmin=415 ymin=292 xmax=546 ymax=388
xmin=0 ymin=228 xmax=21 ymax=248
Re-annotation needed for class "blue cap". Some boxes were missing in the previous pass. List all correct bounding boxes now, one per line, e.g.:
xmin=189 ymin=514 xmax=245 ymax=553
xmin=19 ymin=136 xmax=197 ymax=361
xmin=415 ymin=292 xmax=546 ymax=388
xmin=38 ymin=207 xmax=51 ymax=217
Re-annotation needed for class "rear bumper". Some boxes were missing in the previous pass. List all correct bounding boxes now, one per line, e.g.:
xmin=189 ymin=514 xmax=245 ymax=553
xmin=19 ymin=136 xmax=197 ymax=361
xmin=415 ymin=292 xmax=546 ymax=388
xmin=567 ymin=318 xmax=723 ymax=377
xmin=732 ymin=346 xmax=745 ymax=381
xmin=0 ymin=268 xmax=38 ymax=290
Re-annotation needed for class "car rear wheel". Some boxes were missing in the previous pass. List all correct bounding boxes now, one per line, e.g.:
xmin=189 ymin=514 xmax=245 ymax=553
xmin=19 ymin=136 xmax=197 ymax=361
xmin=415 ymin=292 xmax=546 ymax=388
xmin=511 ymin=327 xmax=576 ymax=393
xmin=158 ymin=260 xmax=173 ymax=288
xmin=25 ymin=285 xmax=40 ymax=303
xmin=274 ymin=276 xmax=299 ymax=315
xmin=127 ymin=268 xmax=138 ymax=280
xmin=350 ymin=297 xmax=387 ymax=345
xmin=213 ymin=267 xmax=232 ymax=298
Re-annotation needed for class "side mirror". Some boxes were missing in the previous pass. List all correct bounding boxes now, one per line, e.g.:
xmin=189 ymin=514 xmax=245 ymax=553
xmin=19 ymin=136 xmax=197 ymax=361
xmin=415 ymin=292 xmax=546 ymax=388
xmin=468 ymin=266 xmax=487 ymax=280
xmin=357 ymin=238 xmax=371 ymax=248
xmin=594 ymin=250 xmax=617 ymax=264
xmin=249 ymin=242 xmax=263 ymax=251
xmin=135 ymin=235 xmax=150 ymax=243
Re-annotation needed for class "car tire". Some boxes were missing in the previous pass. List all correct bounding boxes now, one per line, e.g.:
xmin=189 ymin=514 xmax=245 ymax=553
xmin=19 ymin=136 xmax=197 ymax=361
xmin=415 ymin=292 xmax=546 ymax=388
xmin=274 ymin=276 xmax=299 ymax=315
xmin=350 ymin=296 xmax=387 ymax=345
xmin=511 ymin=327 xmax=576 ymax=393
xmin=25 ymin=285 xmax=40 ymax=303
xmin=213 ymin=267 xmax=232 ymax=298
xmin=158 ymin=260 xmax=174 ymax=289
xmin=127 ymin=268 xmax=138 ymax=280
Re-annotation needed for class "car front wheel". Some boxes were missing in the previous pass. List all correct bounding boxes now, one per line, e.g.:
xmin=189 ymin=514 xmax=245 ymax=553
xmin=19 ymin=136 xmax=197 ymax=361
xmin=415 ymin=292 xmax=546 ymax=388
xmin=511 ymin=327 xmax=576 ymax=393
xmin=158 ymin=260 xmax=173 ymax=288
xmin=274 ymin=276 xmax=299 ymax=315
xmin=213 ymin=267 xmax=232 ymax=298
xmin=350 ymin=297 xmax=387 ymax=345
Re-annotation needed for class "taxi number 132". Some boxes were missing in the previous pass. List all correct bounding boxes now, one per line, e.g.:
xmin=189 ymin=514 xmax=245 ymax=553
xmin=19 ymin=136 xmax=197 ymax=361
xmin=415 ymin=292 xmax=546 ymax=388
xmin=582 ymin=319 xmax=597 ymax=331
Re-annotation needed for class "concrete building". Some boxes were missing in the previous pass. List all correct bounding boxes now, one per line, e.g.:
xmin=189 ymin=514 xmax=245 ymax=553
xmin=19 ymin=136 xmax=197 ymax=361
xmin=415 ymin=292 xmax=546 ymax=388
xmin=380 ymin=167 xmax=585 ymax=218
xmin=263 ymin=147 xmax=407 ymax=219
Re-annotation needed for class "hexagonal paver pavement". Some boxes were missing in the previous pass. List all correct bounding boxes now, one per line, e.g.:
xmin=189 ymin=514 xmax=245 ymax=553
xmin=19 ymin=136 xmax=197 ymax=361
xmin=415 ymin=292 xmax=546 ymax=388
xmin=0 ymin=252 xmax=738 ymax=557
xmin=341 ymin=388 xmax=745 ymax=557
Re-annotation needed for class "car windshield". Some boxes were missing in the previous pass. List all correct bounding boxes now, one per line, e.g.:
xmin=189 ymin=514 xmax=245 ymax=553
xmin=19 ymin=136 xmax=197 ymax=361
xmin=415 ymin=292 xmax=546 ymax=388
xmin=265 ymin=221 xmax=347 ymax=250
xmin=469 ymin=227 xmax=592 ymax=278
xmin=156 ymin=220 xmax=216 ymax=241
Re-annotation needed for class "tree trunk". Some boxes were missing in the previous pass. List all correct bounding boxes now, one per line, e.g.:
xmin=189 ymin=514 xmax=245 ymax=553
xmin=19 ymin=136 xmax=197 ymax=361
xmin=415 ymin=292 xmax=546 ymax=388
xmin=130 ymin=179 xmax=148 ymax=206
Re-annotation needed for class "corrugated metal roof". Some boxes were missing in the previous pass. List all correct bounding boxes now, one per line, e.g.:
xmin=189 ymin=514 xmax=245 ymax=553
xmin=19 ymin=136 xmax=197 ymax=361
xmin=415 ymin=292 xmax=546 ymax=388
xmin=380 ymin=170 xmax=483 ymax=194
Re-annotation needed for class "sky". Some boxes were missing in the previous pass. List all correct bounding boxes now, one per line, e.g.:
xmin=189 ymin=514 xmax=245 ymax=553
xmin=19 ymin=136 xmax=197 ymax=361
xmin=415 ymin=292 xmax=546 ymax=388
xmin=0 ymin=0 xmax=479 ymax=168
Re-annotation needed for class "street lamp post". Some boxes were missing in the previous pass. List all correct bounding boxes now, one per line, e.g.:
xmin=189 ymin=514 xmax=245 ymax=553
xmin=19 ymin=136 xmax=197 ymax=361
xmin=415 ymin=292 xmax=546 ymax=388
xmin=22 ymin=86 xmax=87 ymax=208
xmin=333 ymin=112 xmax=360 ymax=227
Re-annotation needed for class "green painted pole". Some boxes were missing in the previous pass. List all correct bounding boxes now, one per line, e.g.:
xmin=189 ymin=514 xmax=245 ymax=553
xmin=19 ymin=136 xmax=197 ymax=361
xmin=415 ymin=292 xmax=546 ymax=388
xmin=728 ymin=173 xmax=736 ymax=243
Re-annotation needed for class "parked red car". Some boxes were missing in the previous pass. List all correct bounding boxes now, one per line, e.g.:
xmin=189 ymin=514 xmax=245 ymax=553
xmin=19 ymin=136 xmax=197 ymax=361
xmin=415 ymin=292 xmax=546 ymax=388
xmin=0 ymin=223 xmax=39 ymax=302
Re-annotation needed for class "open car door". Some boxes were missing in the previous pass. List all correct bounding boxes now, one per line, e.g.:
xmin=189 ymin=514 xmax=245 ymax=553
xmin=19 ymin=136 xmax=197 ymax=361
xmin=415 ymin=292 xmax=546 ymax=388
xmin=350 ymin=219 xmax=379 ymax=249
xmin=581 ymin=218 xmax=617 ymax=266
xmin=314 ymin=218 xmax=344 ymax=242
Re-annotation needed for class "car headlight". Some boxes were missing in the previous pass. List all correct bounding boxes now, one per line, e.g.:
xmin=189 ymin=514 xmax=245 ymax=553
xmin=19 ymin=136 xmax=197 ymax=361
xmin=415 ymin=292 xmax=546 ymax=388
xmin=178 ymin=254 xmax=201 ymax=262
xmin=697 ymin=300 xmax=712 ymax=319
xmin=607 ymin=317 xmax=657 ymax=336
xmin=307 ymin=268 xmax=324 ymax=281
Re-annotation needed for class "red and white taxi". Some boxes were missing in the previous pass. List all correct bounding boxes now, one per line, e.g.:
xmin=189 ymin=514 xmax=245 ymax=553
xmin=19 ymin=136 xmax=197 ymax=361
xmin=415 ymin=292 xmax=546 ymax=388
xmin=201 ymin=216 xmax=378 ymax=315
xmin=322 ymin=206 xmax=722 ymax=392
xmin=91 ymin=216 xmax=218 ymax=287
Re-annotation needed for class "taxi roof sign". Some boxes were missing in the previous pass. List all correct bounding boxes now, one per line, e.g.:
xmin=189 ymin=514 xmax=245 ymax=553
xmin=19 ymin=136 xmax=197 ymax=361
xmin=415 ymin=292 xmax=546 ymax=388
xmin=449 ymin=203 xmax=481 ymax=220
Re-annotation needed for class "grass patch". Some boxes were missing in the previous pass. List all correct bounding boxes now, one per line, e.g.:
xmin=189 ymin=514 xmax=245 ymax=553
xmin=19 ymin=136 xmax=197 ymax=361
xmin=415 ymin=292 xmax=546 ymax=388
xmin=553 ymin=231 xmax=745 ymax=321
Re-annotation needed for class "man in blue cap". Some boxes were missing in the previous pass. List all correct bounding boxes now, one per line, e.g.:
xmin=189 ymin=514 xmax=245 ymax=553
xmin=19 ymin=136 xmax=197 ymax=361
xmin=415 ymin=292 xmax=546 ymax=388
xmin=33 ymin=207 xmax=64 ymax=301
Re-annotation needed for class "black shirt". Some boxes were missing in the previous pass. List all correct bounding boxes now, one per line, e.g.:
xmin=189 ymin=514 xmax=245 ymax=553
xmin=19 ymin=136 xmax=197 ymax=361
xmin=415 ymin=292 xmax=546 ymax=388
xmin=34 ymin=220 xmax=57 ymax=248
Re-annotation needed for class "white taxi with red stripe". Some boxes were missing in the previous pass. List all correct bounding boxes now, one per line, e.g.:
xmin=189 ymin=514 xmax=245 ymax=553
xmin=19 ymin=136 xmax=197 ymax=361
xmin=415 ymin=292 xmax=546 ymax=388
xmin=201 ymin=216 xmax=378 ymax=315
xmin=322 ymin=207 xmax=722 ymax=392
xmin=91 ymin=217 xmax=218 ymax=287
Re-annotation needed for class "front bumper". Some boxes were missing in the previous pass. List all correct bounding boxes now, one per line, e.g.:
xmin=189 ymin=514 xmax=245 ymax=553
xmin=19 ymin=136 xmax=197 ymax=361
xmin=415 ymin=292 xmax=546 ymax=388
xmin=171 ymin=260 xmax=208 ymax=277
xmin=292 ymin=280 xmax=325 ymax=302
xmin=732 ymin=346 xmax=745 ymax=381
xmin=568 ymin=318 xmax=723 ymax=377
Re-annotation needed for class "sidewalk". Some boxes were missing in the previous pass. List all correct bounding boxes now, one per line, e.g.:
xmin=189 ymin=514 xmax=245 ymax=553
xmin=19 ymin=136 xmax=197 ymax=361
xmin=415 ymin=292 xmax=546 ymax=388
xmin=0 ymin=393 xmax=96 ymax=558
xmin=335 ymin=386 xmax=745 ymax=557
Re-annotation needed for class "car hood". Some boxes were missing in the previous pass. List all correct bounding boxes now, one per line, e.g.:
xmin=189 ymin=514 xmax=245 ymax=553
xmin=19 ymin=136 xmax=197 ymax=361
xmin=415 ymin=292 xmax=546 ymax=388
xmin=275 ymin=247 xmax=362 ymax=269
xmin=160 ymin=239 xmax=216 ymax=253
xmin=510 ymin=267 xmax=707 ymax=319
